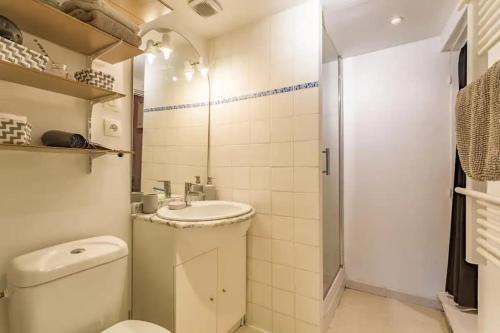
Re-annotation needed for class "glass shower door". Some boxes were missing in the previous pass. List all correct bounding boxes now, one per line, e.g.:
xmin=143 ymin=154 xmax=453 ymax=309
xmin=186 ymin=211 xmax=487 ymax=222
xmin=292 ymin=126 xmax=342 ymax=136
xmin=321 ymin=30 xmax=342 ymax=297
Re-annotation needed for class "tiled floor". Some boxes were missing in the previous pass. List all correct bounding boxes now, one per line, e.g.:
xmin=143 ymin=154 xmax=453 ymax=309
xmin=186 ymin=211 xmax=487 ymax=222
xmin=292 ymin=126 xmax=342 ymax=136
xmin=327 ymin=289 xmax=451 ymax=333
xmin=236 ymin=326 xmax=260 ymax=333
xmin=236 ymin=289 xmax=450 ymax=333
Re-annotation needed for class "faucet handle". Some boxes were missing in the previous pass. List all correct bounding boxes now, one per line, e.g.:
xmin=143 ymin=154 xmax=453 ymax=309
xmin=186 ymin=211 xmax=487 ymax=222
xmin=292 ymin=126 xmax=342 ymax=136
xmin=195 ymin=176 xmax=201 ymax=184
xmin=185 ymin=182 xmax=193 ymax=193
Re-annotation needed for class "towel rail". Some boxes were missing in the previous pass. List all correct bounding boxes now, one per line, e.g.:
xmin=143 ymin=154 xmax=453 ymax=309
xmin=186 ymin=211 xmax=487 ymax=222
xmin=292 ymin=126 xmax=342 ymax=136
xmin=478 ymin=0 xmax=499 ymax=28
xmin=477 ymin=219 xmax=500 ymax=234
xmin=477 ymin=0 xmax=500 ymax=55
xmin=477 ymin=238 xmax=500 ymax=267
xmin=479 ymin=0 xmax=495 ymax=17
xmin=477 ymin=228 xmax=500 ymax=246
xmin=477 ymin=247 xmax=500 ymax=268
xmin=455 ymin=187 xmax=500 ymax=205
xmin=477 ymin=210 xmax=500 ymax=226
xmin=456 ymin=187 xmax=500 ymax=270
xmin=478 ymin=13 xmax=500 ymax=40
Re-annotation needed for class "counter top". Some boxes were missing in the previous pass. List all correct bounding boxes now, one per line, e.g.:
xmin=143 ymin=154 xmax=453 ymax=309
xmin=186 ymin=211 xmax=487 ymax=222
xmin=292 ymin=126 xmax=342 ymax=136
xmin=133 ymin=209 xmax=255 ymax=229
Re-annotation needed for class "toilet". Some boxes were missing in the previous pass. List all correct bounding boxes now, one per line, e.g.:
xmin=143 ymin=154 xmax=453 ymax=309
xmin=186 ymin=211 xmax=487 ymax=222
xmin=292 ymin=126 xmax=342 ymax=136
xmin=6 ymin=236 xmax=170 ymax=333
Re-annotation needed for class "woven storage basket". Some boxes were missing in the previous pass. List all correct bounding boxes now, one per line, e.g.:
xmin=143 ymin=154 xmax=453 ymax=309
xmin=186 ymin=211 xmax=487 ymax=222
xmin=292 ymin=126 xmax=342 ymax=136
xmin=0 ymin=119 xmax=32 ymax=145
xmin=0 ymin=36 xmax=49 ymax=71
xmin=74 ymin=69 xmax=115 ymax=90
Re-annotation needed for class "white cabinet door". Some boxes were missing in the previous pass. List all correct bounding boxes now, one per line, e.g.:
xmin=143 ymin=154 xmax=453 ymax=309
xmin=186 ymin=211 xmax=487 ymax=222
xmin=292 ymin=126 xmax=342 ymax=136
xmin=217 ymin=236 xmax=246 ymax=333
xmin=175 ymin=249 xmax=218 ymax=333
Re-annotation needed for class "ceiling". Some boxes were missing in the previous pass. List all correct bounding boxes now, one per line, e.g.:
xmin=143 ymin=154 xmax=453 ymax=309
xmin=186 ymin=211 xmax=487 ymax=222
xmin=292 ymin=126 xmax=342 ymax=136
xmin=154 ymin=0 xmax=308 ymax=38
xmin=322 ymin=0 xmax=456 ymax=57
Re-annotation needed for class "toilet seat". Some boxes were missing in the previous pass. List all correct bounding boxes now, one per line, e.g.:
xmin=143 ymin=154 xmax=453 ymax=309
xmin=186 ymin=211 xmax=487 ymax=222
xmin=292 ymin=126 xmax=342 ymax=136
xmin=102 ymin=320 xmax=171 ymax=333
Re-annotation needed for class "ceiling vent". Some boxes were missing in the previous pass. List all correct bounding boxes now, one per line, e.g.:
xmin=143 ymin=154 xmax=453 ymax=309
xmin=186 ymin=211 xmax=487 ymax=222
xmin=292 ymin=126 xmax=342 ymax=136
xmin=188 ymin=0 xmax=223 ymax=17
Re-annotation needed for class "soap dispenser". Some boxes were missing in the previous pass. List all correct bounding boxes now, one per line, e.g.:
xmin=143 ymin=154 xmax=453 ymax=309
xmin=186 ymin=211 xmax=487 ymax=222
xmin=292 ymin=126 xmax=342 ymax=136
xmin=204 ymin=176 xmax=216 ymax=200
xmin=192 ymin=176 xmax=204 ymax=193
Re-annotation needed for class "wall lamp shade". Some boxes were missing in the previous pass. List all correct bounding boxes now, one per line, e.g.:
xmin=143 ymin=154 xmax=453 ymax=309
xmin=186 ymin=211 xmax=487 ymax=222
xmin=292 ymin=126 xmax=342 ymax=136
xmin=159 ymin=34 xmax=172 ymax=60
xmin=184 ymin=61 xmax=195 ymax=81
xmin=145 ymin=39 xmax=157 ymax=64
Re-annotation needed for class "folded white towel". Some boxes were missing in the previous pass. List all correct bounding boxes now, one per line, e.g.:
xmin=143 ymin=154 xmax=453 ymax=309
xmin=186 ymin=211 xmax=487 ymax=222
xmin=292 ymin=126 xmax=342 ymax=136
xmin=60 ymin=0 xmax=140 ymax=33
xmin=0 ymin=113 xmax=28 ymax=123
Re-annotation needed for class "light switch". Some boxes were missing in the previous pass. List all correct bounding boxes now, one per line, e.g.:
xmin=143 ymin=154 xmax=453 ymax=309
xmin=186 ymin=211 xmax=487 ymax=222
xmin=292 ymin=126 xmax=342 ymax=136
xmin=104 ymin=118 xmax=121 ymax=137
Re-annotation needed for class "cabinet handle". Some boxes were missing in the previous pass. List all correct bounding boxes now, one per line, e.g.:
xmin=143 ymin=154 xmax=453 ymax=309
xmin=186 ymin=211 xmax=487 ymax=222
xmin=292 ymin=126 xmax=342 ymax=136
xmin=222 ymin=289 xmax=227 ymax=293
xmin=210 ymin=297 xmax=214 ymax=302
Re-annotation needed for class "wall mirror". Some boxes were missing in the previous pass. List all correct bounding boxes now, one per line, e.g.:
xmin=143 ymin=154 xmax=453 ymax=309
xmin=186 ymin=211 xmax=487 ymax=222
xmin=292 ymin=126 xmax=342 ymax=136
xmin=132 ymin=29 xmax=210 ymax=195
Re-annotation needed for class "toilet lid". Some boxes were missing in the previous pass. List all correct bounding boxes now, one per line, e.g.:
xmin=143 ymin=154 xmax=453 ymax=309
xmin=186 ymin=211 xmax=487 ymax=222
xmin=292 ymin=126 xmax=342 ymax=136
xmin=102 ymin=320 xmax=170 ymax=333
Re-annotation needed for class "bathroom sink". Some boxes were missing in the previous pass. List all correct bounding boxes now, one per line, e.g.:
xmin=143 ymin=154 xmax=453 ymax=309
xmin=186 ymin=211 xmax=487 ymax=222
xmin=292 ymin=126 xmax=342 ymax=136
xmin=157 ymin=200 xmax=253 ymax=222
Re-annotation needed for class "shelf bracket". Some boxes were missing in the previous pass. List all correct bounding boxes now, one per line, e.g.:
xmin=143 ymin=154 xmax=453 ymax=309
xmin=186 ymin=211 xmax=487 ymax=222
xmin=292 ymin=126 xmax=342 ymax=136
xmin=88 ymin=40 xmax=123 ymax=64
xmin=87 ymin=151 xmax=106 ymax=174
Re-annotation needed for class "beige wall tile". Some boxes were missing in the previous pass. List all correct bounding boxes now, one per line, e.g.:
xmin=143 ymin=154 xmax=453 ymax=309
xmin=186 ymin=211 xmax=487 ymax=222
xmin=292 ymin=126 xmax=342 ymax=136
xmin=294 ymin=244 xmax=320 ymax=272
xmin=250 ymin=167 xmax=272 ymax=190
xmin=294 ymin=218 xmax=320 ymax=246
xmin=272 ymin=191 xmax=294 ymax=216
xmin=248 ymin=236 xmax=271 ymax=261
xmin=272 ymin=239 xmax=295 ymax=266
xmin=273 ymin=313 xmax=296 ymax=333
xmin=272 ymin=167 xmax=294 ymax=191
xmin=272 ymin=142 xmax=294 ymax=167
xmin=293 ymin=193 xmax=320 ymax=219
xmin=294 ymin=269 xmax=321 ymax=299
xmin=273 ymin=264 xmax=295 ymax=292
xmin=273 ymin=289 xmax=295 ymax=316
xmin=293 ymin=167 xmax=319 ymax=193
xmin=272 ymin=215 xmax=294 ymax=241
xmin=293 ymin=141 xmax=319 ymax=167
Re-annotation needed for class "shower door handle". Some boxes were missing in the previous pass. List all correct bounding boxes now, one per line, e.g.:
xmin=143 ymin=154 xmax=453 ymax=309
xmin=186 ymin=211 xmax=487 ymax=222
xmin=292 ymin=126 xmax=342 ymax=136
xmin=322 ymin=148 xmax=330 ymax=175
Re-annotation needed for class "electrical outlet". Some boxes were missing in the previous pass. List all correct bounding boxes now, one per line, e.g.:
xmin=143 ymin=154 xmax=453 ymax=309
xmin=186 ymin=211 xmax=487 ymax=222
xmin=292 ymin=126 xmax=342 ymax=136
xmin=104 ymin=118 xmax=121 ymax=137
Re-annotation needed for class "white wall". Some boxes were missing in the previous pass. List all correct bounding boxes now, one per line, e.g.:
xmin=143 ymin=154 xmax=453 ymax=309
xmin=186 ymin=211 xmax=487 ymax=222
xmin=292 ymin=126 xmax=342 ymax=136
xmin=0 ymin=34 xmax=132 ymax=333
xmin=209 ymin=1 xmax=324 ymax=332
xmin=343 ymin=37 xmax=453 ymax=302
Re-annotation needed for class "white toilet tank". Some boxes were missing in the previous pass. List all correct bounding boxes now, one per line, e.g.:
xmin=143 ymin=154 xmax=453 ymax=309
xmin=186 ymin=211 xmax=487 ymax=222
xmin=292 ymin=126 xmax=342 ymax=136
xmin=7 ymin=236 xmax=129 ymax=333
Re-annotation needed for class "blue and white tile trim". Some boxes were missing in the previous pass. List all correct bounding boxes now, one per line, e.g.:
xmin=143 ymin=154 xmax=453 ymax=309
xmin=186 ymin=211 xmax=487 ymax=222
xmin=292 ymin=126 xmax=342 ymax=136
xmin=144 ymin=80 xmax=319 ymax=113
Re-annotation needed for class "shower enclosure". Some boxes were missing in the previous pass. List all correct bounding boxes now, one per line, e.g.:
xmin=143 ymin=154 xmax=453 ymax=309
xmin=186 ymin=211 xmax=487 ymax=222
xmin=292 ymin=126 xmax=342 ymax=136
xmin=321 ymin=26 xmax=343 ymax=298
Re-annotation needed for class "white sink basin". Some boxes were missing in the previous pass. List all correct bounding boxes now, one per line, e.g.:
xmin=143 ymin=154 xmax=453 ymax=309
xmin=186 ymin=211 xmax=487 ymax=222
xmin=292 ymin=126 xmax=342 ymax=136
xmin=157 ymin=200 xmax=253 ymax=222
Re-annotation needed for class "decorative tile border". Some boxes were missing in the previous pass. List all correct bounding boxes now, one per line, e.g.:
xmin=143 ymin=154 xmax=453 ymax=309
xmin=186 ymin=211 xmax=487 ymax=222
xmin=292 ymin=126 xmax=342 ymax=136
xmin=144 ymin=80 xmax=319 ymax=113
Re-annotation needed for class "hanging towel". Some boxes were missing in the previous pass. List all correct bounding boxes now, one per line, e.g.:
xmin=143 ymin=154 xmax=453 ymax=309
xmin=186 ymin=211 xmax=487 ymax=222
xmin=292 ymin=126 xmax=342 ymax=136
xmin=60 ymin=0 xmax=139 ymax=33
xmin=456 ymin=60 xmax=500 ymax=181
xmin=41 ymin=130 xmax=110 ymax=150
xmin=67 ymin=9 xmax=141 ymax=47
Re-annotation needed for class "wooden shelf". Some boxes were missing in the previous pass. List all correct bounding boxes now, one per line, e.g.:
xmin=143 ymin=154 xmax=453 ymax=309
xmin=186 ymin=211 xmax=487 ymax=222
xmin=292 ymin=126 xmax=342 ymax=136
xmin=0 ymin=61 xmax=125 ymax=102
xmin=0 ymin=0 xmax=143 ymax=64
xmin=0 ymin=143 xmax=132 ymax=157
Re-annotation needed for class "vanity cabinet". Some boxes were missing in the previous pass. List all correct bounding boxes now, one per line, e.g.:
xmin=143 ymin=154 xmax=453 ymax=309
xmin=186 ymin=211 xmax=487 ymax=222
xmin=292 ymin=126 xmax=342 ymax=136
xmin=132 ymin=216 xmax=251 ymax=333
xmin=174 ymin=238 xmax=246 ymax=333
xmin=175 ymin=250 xmax=218 ymax=333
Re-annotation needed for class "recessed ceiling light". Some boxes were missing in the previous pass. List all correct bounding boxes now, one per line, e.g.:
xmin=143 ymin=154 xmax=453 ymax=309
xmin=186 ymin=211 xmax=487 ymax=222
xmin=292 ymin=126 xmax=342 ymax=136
xmin=390 ymin=16 xmax=404 ymax=25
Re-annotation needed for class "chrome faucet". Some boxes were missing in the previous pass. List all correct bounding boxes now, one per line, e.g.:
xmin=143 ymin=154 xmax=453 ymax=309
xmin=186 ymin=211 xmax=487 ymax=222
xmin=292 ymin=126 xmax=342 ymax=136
xmin=185 ymin=182 xmax=193 ymax=206
xmin=156 ymin=180 xmax=171 ymax=198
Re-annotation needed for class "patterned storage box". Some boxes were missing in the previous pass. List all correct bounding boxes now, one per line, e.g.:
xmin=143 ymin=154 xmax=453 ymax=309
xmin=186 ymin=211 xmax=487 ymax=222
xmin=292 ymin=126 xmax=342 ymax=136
xmin=74 ymin=69 xmax=115 ymax=90
xmin=0 ymin=119 xmax=32 ymax=145
xmin=0 ymin=36 xmax=49 ymax=71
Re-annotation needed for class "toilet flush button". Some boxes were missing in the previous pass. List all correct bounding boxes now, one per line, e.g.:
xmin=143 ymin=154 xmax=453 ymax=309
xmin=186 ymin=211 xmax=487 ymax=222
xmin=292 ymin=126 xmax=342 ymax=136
xmin=70 ymin=248 xmax=86 ymax=254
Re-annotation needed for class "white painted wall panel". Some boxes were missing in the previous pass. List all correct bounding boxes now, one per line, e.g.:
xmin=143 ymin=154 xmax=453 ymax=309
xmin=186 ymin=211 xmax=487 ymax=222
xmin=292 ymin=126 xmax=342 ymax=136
xmin=343 ymin=37 xmax=453 ymax=301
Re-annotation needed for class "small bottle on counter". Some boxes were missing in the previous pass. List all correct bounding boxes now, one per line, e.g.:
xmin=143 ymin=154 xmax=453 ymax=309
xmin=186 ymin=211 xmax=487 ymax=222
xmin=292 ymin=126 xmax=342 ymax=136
xmin=204 ymin=176 xmax=216 ymax=200
xmin=192 ymin=176 xmax=204 ymax=193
